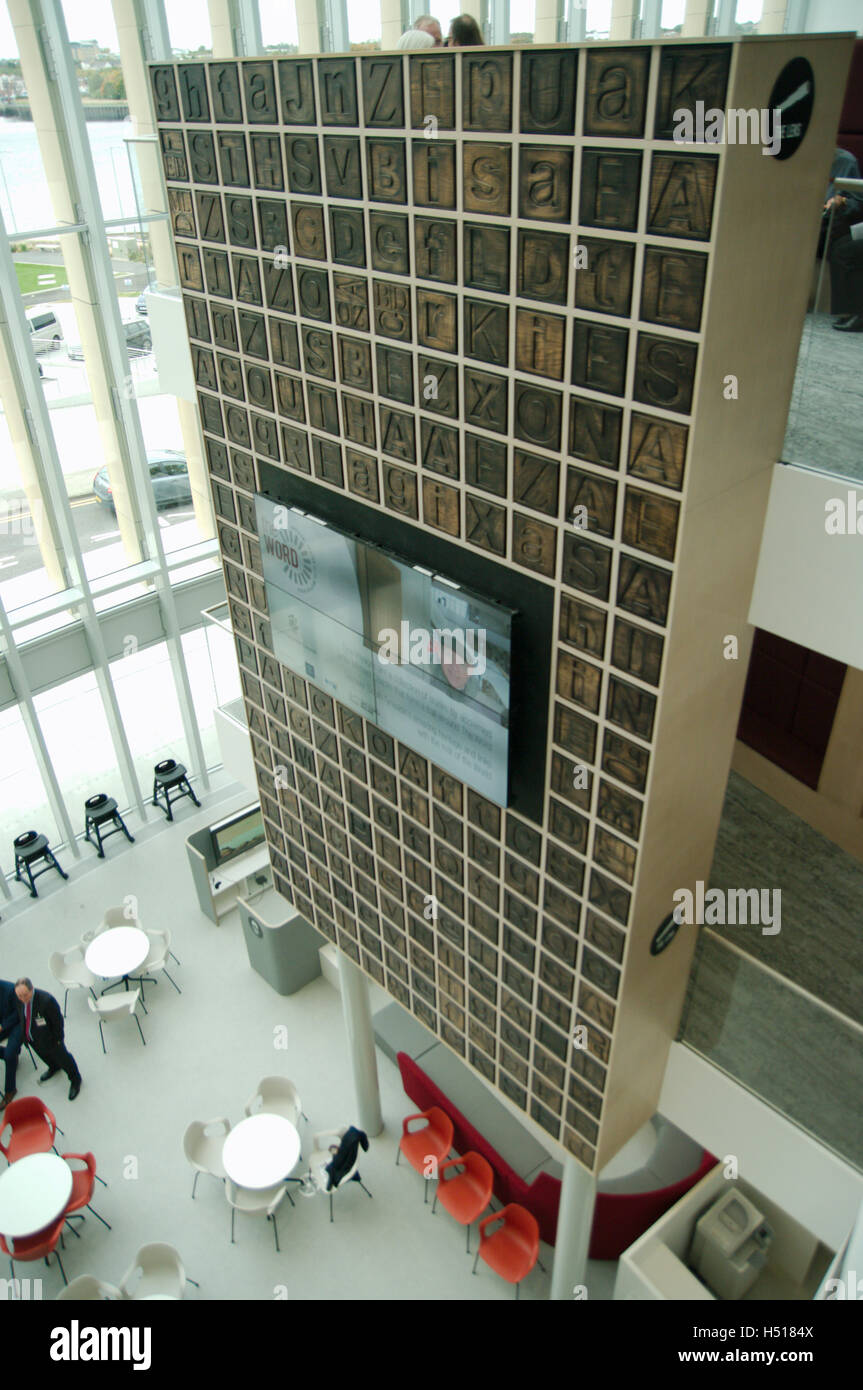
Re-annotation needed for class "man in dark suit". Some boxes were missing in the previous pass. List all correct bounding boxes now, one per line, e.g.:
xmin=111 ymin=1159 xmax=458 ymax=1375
xmin=14 ymin=978 xmax=81 ymax=1101
xmin=0 ymin=978 xmax=23 ymax=1108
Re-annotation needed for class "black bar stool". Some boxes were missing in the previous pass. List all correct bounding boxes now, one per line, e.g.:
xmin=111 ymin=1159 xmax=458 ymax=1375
xmin=13 ymin=831 xmax=69 ymax=898
xmin=152 ymin=759 xmax=201 ymax=822
xmin=83 ymin=794 xmax=135 ymax=858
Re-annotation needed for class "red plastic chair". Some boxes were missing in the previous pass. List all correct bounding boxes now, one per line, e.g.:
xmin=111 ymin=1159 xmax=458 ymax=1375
xmin=0 ymin=1096 xmax=59 ymax=1164
xmin=473 ymin=1203 xmax=540 ymax=1299
xmin=62 ymin=1153 xmax=112 ymax=1235
xmin=0 ymin=1213 xmax=67 ymax=1289
xmin=432 ymin=1151 xmax=494 ymax=1252
xmin=396 ymin=1107 xmax=454 ymax=1203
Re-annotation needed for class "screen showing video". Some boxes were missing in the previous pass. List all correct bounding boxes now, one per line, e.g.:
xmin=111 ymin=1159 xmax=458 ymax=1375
xmin=255 ymin=496 xmax=514 ymax=806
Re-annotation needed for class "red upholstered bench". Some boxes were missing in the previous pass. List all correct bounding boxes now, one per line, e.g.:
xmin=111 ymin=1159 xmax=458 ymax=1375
xmin=397 ymin=1051 xmax=716 ymax=1256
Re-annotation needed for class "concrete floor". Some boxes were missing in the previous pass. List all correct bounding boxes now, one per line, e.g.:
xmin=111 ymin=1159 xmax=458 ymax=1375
xmin=0 ymin=775 xmax=617 ymax=1302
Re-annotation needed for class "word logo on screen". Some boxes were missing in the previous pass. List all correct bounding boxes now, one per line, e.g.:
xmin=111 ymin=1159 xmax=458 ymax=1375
xmin=262 ymin=528 xmax=316 ymax=593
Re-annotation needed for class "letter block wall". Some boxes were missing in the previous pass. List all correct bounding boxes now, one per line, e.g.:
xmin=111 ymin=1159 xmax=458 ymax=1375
xmin=152 ymin=36 xmax=852 ymax=1172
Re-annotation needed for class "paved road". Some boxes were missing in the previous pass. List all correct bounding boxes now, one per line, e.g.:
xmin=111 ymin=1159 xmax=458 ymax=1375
xmin=0 ymin=495 xmax=197 ymax=580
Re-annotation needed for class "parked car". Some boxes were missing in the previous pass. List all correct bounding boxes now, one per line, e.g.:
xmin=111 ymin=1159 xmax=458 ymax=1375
xmin=68 ymin=319 xmax=152 ymax=361
xmin=26 ymin=307 xmax=64 ymax=353
xmin=136 ymin=279 xmax=157 ymax=315
xmin=93 ymin=451 xmax=191 ymax=512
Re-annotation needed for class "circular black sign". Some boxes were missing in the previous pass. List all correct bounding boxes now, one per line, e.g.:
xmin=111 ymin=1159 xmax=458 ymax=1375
xmin=766 ymin=57 xmax=815 ymax=161
xmin=650 ymin=908 xmax=683 ymax=956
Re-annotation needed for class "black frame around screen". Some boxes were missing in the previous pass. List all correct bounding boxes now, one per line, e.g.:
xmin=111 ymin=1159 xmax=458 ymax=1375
xmin=257 ymin=464 xmax=554 ymax=825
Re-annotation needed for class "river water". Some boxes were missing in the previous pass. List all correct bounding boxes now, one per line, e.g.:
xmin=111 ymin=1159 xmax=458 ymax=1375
xmin=0 ymin=118 xmax=139 ymax=233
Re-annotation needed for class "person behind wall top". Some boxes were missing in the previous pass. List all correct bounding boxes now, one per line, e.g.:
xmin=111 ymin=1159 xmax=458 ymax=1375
xmin=447 ymin=14 xmax=484 ymax=45
xmin=414 ymin=14 xmax=444 ymax=45
xmin=395 ymin=27 xmax=436 ymax=49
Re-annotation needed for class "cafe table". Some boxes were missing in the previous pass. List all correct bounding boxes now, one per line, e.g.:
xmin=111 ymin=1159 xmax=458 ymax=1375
xmin=222 ymin=1114 xmax=301 ymax=1190
xmin=85 ymin=925 xmax=153 ymax=995
xmin=0 ymin=1153 xmax=72 ymax=1239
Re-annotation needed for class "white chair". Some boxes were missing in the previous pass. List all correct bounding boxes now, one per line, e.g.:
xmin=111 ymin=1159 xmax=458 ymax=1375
xmin=88 ymin=990 xmax=147 ymax=1053
xmin=244 ymin=1076 xmax=307 ymax=1126
xmin=225 ymin=1179 xmax=289 ymax=1252
xmin=182 ymin=1118 xmax=230 ymax=1198
xmin=82 ymin=905 xmax=140 ymax=948
xmin=50 ymin=947 xmax=99 ymax=1016
xmin=307 ymin=1127 xmax=373 ymax=1223
xmin=142 ymin=929 xmax=181 ymax=994
xmin=55 ymin=1274 xmax=123 ymax=1301
xmin=118 ymin=1243 xmax=199 ymax=1300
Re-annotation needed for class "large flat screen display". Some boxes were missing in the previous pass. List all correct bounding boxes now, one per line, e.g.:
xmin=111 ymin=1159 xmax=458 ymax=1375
xmin=255 ymin=495 xmax=514 ymax=806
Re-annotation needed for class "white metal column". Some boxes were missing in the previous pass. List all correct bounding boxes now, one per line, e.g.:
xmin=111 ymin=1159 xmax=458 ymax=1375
xmin=339 ymin=951 xmax=383 ymax=1137
xmin=550 ymin=1153 xmax=597 ymax=1300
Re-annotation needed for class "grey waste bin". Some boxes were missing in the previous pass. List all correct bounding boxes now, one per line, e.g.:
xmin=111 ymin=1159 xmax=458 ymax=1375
xmin=238 ymin=887 xmax=324 ymax=995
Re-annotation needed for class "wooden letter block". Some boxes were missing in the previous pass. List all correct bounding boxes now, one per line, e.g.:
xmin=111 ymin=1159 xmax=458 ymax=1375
xmin=518 ymin=146 xmax=573 ymax=223
xmin=179 ymin=65 xmax=209 ymax=122
xmin=633 ymin=332 xmax=697 ymax=415
xmin=318 ymin=59 xmax=358 ymax=126
xmin=520 ymin=50 xmax=577 ymax=135
xmin=601 ymin=729 xmax=648 ymax=793
xmin=606 ymin=676 xmax=656 ymax=741
xmin=513 ymin=450 xmax=559 ymax=515
xmin=160 ymin=130 xmax=187 ymax=181
xmin=410 ymin=55 xmax=455 ymax=130
xmin=616 ymin=554 xmax=672 ymax=626
xmin=367 ymin=139 xmax=407 ymax=203
xmin=465 ymin=495 xmax=506 ymax=555
xmin=628 ymin=413 xmax=688 ymax=490
xmin=330 ymin=209 xmax=366 ymax=266
xmin=362 ymin=56 xmax=404 ymax=128
xmin=565 ymin=468 xmax=617 ymax=538
xmin=464 ymin=368 xmax=508 ymax=435
xmin=370 ymin=212 xmax=410 ymax=275
xmin=580 ymin=150 xmax=642 ymax=231
xmin=217 ymin=132 xmax=249 ymax=187
xmin=421 ymin=420 xmax=459 ymax=477
xmin=513 ymin=515 xmax=556 ymax=577
xmin=373 ymin=280 xmax=411 ymax=341
xmin=338 ymin=334 xmax=372 ymax=390
xmin=347 ymin=450 xmax=379 ymax=503
xmin=465 ymin=435 xmax=507 ymax=497
xmin=464 ymin=224 xmax=509 ymax=294
xmin=188 ymin=131 xmax=217 ymax=183
xmin=295 ymin=266 xmax=330 ymax=321
xmin=568 ymin=397 xmax=622 ymax=470
xmin=515 ymin=310 xmax=565 ymax=381
xmin=571 ymin=320 xmax=628 ymax=398
xmin=611 ymin=618 xmax=664 ymax=687
xmin=574 ymin=236 xmax=634 ymax=317
xmin=641 ymin=247 xmax=707 ymax=333
xmin=654 ymin=45 xmax=731 ymax=140
xmin=151 ymin=67 xmax=180 ymax=122
xmin=209 ymin=63 xmax=242 ymax=123
xmin=463 ymin=54 xmax=512 ymax=131
xmin=562 ymin=533 xmax=612 ymax=601
xmin=324 ymin=137 xmax=363 ymax=200
xmin=278 ymin=60 xmax=316 ymax=124
xmin=333 ymin=272 xmax=369 ymax=330
xmin=597 ymin=781 xmax=643 ymax=840
xmin=418 ymin=355 xmax=458 ymax=416
xmin=514 ymin=384 xmax=562 ymax=451
xmin=557 ymin=650 xmax=602 ymax=713
xmin=464 ymin=299 xmax=507 ymax=366
xmin=376 ymin=344 xmax=414 ymax=403
xmin=583 ymin=48 xmax=649 ymax=137
xmin=292 ymin=203 xmax=326 ymax=259
xmin=379 ymin=406 xmax=416 ymax=463
xmin=284 ymin=135 xmax=321 ymax=194
xmin=463 ymin=144 xmax=511 ymax=217
xmin=560 ymin=595 xmax=607 ymax=658
xmin=647 ymin=155 xmax=718 ymax=241
xmin=621 ymin=486 xmax=679 ymax=562
xmin=422 ymin=479 xmax=460 ymax=536
xmin=517 ymin=230 xmax=569 ymax=305
xmin=168 ymin=189 xmax=196 ymax=238
xmin=412 ymin=142 xmax=456 ymax=209
xmin=243 ymin=61 xmax=278 ymax=123
xmin=554 ymin=703 xmax=597 ymax=765
xmin=415 ymin=218 xmax=457 ymax=283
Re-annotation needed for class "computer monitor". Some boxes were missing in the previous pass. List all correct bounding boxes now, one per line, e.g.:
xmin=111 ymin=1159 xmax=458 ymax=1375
xmin=210 ymin=804 xmax=265 ymax=866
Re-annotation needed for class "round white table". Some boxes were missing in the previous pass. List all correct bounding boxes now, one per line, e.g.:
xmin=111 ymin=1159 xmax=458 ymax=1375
xmin=222 ymin=1114 xmax=301 ymax=1190
xmin=85 ymin=926 xmax=150 ymax=994
xmin=0 ymin=1153 xmax=73 ymax=1238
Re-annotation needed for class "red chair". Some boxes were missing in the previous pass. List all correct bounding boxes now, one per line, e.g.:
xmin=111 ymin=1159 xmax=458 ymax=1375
xmin=473 ymin=1203 xmax=540 ymax=1299
xmin=0 ymin=1097 xmax=60 ymax=1164
xmin=432 ymin=1151 xmax=494 ymax=1252
xmin=396 ymin=1106 xmax=454 ymax=1203
xmin=62 ymin=1153 xmax=112 ymax=1235
xmin=0 ymin=1213 xmax=67 ymax=1289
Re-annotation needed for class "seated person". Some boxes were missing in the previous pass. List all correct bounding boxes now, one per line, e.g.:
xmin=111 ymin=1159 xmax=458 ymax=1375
xmin=448 ymin=14 xmax=484 ymax=45
xmin=0 ymin=977 xmax=24 ymax=1108
xmin=830 ymin=234 xmax=863 ymax=332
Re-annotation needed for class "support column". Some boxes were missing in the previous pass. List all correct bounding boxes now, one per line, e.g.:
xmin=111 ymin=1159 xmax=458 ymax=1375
xmin=534 ymin=0 xmax=564 ymax=45
xmin=339 ymin=950 xmax=383 ymax=1136
xmin=758 ymin=0 xmax=788 ymax=33
xmin=681 ymin=0 xmax=712 ymax=35
xmin=114 ymin=0 xmax=214 ymax=544
xmin=381 ymin=0 xmax=403 ymax=50
xmin=296 ymin=0 xmax=322 ymax=54
xmin=207 ymin=0 xmax=264 ymax=57
xmin=609 ymin=0 xmax=638 ymax=40
xmin=550 ymin=1154 xmax=597 ymax=1300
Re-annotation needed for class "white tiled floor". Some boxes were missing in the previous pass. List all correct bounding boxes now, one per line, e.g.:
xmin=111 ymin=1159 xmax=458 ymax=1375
xmin=0 ymin=775 xmax=617 ymax=1301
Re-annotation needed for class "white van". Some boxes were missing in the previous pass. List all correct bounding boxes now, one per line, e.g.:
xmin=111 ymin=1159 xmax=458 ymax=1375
xmin=26 ymin=307 xmax=64 ymax=353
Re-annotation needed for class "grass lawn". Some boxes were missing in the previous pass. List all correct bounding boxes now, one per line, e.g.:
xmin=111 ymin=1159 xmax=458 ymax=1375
xmin=15 ymin=262 xmax=69 ymax=294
